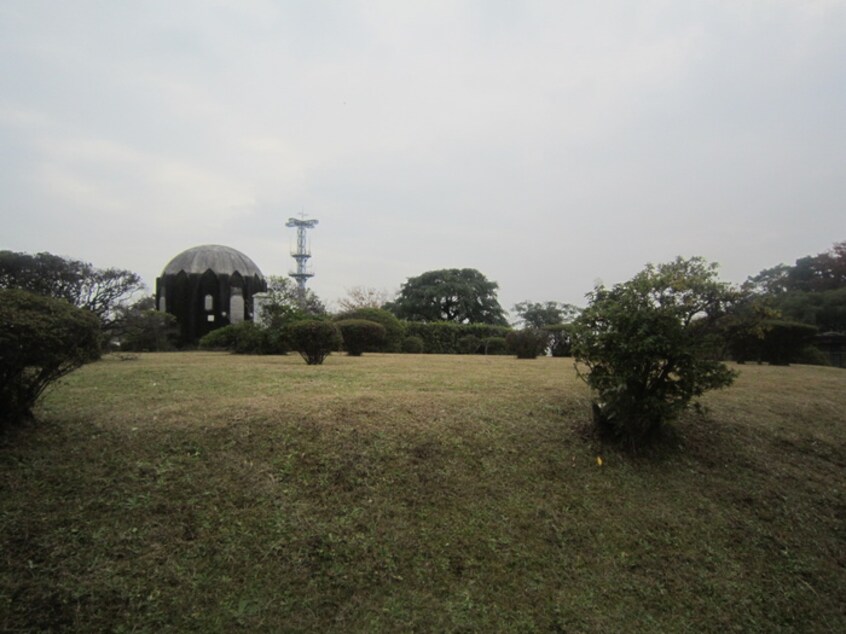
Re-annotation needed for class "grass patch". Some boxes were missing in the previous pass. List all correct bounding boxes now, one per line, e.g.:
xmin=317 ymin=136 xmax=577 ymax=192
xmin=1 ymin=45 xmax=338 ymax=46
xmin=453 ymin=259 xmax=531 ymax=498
xmin=2 ymin=353 xmax=845 ymax=632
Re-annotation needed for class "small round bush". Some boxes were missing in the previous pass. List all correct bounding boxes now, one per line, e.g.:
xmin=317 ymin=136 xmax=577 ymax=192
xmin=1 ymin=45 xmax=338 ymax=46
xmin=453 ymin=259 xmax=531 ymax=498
xmin=506 ymin=329 xmax=547 ymax=359
xmin=481 ymin=336 xmax=508 ymax=355
xmin=457 ymin=334 xmax=482 ymax=354
xmin=288 ymin=320 xmax=342 ymax=365
xmin=0 ymin=289 xmax=101 ymax=426
xmin=402 ymin=335 xmax=424 ymax=353
xmin=336 ymin=319 xmax=387 ymax=356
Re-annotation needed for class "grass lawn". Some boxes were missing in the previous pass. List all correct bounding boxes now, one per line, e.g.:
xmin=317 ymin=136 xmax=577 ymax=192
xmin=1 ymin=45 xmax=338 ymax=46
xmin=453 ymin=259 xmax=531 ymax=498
xmin=1 ymin=352 xmax=845 ymax=632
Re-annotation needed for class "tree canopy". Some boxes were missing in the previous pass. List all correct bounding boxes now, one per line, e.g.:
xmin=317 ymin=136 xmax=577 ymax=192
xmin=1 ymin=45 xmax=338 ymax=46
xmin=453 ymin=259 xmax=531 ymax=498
xmin=386 ymin=268 xmax=507 ymax=325
xmin=0 ymin=250 xmax=143 ymax=331
xmin=512 ymin=301 xmax=580 ymax=329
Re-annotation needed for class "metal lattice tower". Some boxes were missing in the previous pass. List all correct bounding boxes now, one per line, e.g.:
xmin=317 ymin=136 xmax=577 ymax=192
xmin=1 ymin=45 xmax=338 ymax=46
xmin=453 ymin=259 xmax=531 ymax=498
xmin=286 ymin=215 xmax=318 ymax=297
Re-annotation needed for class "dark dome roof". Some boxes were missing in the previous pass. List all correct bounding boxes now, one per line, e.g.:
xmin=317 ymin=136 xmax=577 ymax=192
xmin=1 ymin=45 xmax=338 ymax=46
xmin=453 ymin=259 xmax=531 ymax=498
xmin=162 ymin=244 xmax=264 ymax=278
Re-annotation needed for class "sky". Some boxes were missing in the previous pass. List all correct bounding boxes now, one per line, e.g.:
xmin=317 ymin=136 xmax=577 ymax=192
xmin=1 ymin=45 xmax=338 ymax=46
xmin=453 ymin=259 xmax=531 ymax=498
xmin=2 ymin=0 xmax=844 ymax=317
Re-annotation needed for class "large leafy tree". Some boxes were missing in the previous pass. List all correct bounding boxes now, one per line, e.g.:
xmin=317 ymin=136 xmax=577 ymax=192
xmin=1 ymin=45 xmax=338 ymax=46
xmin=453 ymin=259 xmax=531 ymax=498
xmin=0 ymin=250 xmax=143 ymax=331
xmin=512 ymin=301 xmax=580 ymax=329
xmin=572 ymin=257 xmax=738 ymax=447
xmin=744 ymin=241 xmax=846 ymax=333
xmin=386 ymin=268 xmax=507 ymax=325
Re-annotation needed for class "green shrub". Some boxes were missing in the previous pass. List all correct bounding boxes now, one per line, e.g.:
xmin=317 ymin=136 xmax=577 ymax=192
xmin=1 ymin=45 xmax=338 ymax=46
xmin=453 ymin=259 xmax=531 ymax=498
xmin=334 ymin=308 xmax=404 ymax=352
xmin=760 ymin=320 xmax=818 ymax=365
xmin=457 ymin=334 xmax=482 ymax=354
xmin=481 ymin=336 xmax=508 ymax=355
xmin=794 ymin=345 xmax=831 ymax=366
xmin=401 ymin=335 xmax=424 ymax=353
xmin=403 ymin=322 xmax=511 ymax=354
xmin=288 ymin=320 xmax=342 ymax=365
xmin=336 ymin=319 xmax=387 ymax=356
xmin=0 ymin=289 xmax=101 ymax=426
xmin=572 ymin=257 xmax=737 ymax=447
xmin=199 ymin=325 xmax=239 ymax=350
xmin=506 ymin=329 xmax=547 ymax=359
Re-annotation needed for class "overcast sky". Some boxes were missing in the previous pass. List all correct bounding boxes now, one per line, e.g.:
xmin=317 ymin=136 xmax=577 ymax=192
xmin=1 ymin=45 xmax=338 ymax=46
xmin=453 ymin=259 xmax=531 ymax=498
xmin=2 ymin=0 xmax=844 ymax=316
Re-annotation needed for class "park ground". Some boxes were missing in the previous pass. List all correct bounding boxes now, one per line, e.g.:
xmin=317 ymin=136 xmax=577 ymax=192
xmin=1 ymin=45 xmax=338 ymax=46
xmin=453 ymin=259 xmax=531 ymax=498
xmin=1 ymin=352 xmax=844 ymax=632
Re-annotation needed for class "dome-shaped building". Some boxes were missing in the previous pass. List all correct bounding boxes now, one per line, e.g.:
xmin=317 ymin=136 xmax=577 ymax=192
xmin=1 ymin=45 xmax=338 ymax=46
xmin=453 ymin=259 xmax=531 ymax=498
xmin=156 ymin=245 xmax=267 ymax=344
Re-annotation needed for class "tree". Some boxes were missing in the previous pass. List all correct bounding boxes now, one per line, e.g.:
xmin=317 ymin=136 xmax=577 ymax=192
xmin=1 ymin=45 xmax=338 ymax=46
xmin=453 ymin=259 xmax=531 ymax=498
xmin=338 ymin=286 xmax=391 ymax=312
xmin=572 ymin=257 xmax=738 ymax=447
xmin=386 ymin=268 xmax=507 ymax=325
xmin=512 ymin=301 xmax=580 ymax=329
xmin=265 ymin=275 xmax=326 ymax=318
xmin=113 ymin=297 xmax=179 ymax=352
xmin=0 ymin=250 xmax=143 ymax=331
xmin=1 ymin=289 xmax=101 ymax=426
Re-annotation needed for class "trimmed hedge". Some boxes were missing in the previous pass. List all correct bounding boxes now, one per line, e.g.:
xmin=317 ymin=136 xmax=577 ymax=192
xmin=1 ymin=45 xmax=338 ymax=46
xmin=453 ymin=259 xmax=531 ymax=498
xmin=198 ymin=321 xmax=289 ymax=355
xmin=402 ymin=322 xmax=511 ymax=354
xmin=481 ymin=336 xmax=508 ymax=355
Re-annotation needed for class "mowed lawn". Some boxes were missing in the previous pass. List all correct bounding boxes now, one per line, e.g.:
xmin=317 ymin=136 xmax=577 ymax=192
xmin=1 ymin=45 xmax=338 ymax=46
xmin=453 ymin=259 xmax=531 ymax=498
xmin=1 ymin=352 xmax=844 ymax=632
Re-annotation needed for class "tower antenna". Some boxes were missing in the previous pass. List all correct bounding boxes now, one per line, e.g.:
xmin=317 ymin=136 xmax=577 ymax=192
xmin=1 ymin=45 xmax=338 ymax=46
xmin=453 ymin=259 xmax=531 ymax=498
xmin=285 ymin=214 xmax=319 ymax=302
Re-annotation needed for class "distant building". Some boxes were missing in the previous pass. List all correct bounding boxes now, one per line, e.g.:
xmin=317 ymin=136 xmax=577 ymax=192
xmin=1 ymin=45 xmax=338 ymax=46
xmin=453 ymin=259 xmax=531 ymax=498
xmin=155 ymin=244 xmax=267 ymax=344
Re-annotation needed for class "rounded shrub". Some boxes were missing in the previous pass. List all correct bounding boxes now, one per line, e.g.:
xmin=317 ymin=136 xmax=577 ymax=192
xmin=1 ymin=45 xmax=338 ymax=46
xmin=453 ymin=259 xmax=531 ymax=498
xmin=402 ymin=335 xmax=424 ymax=353
xmin=288 ymin=320 xmax=342 ymax=365
xmin=336 ymin=319 xmax=387 ymax=356
xmin=198 ymin=324 xmax=238 ymax=350
xmin=506 ymin=329 xmax=548 ymax=359
xmin=457 ymin=334 xmax=482 ymax=354
xmin=0 ymin=289 xmax=101 ymax=427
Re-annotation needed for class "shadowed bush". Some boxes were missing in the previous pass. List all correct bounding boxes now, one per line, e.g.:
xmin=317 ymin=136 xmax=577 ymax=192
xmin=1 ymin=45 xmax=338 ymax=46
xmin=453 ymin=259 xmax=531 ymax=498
xmin=0 ymin=289 xmax=101 ymax=427
xmin=481 ymin=336 xmax=508 ymax=355
xmin=457 ymin=334 xmax=482 ymax=354
xmin=506 ymin=329 xmax=547 ymax=359
xmin=401 ymin=336 xmax=424 ymax=353
xmin=336 ymin=319 xmax=387 ymax=356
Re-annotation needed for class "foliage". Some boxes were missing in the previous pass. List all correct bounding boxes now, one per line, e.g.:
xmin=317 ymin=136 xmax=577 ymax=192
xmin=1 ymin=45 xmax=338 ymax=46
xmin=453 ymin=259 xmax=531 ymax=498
xmin=334 ymin=307 xmax=405 ymax=352
xmin=0 ymin=289 xmax=101 ymax=426
xmin=288 ymin=320 xmax=342 ymax=365
xmin=744 ymin=241 xmax=846 ymax=333
xmin=401 ymin=335 xmax=424 ymax=353
xmin=757 ymin=320 xmax=818 ymax=366
xmin=512 ymin=301 xmax=580 ymax=329
xmin=403 ymin=322 xmax=511 ymax=354
xmin=457 ymin=334 xmax=482 ymax=354
xmin=505 ymin=329 xmax=547 ymax=359
xmin=266 ymin=275 xmax=327 ymax=317
xmin=337 ymin=286 xmax=391 ymax=312
xmin=481 ymin=336 xmax=508 ymax=355
xmin=113 ymin=297 xmax=179 ymax=352
xmin=336 ymin=319 xmax=387 ymax=356
xmin=386 ymin=268 xmax=507 ymax=325
xmin=0 ymin=250 xmax=143 ymax=331
xmin=199 ymin=322 xmax=289 ymax=355
xmin=572 ymin=257 xmax=738 ymax=447
xmin=543 ymin=323 xmax=576 ymax=357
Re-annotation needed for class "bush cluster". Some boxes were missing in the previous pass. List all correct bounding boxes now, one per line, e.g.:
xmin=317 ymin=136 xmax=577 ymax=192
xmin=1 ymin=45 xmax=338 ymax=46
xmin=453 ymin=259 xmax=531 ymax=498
xmin=725 ymin=318 xmax=818 ymax=365
xmin=402 ymin=322 xmax=511 ymax=354
xmin=1 ymin=289 xmax=101 ymax=427
xmin=401 ymin=335 xmax=424 ymax=353
xmin=198 ymin=322 xmax=290 ymax=355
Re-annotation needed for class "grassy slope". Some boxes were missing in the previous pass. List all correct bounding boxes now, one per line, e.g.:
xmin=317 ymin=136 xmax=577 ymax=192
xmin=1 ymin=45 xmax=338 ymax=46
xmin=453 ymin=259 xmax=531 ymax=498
xmin=1 ymin=353 xmax=844 ymax=632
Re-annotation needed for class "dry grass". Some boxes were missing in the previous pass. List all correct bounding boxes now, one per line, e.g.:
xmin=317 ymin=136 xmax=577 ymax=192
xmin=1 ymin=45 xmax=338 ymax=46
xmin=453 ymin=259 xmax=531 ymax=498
xmin=1 ymin=352 xmax=844 ymax=632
